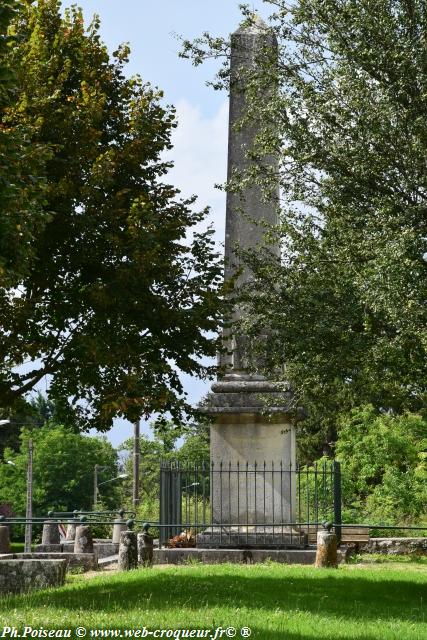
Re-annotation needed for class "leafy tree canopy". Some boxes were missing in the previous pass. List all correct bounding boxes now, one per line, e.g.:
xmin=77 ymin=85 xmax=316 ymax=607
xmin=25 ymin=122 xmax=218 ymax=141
xmin=336 ymin=406 xmax=427 ymax=524
xmin=0 ymin=0 xmax=48 ymax=288
xmin=0 ymin=424 xmax=120 ymax=516
xmin=0 ymin=0 xmax=225 ymax=431
xmin=119 ymin=420 xmax=209 ymax=520
xmin=182 ymin=1 xmax=427 ymax=457
xmin=0 ymin=391 xmax=82 ymax=458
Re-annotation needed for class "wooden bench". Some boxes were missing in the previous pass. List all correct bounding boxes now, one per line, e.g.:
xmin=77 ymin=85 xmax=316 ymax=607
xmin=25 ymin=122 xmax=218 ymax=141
xmin=304 ymin=526 xmax=370 ymax=546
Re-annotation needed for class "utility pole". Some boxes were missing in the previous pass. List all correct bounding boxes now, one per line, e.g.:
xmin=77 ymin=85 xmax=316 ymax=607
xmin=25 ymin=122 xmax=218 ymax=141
xmin=133 ymin=419 xmax=140 ymax=506
xmin=24 ymin=439 xmax=33 ymax=553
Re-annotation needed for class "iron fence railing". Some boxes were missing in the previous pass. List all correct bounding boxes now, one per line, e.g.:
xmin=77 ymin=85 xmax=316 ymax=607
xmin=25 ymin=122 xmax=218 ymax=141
xmin=159 ymin=460 xmax=342 ymax=548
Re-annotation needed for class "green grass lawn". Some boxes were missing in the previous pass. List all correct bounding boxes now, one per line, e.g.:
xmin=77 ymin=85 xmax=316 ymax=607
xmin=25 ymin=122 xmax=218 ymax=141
xmin=0 ymin=563 xmax=426 ymax=640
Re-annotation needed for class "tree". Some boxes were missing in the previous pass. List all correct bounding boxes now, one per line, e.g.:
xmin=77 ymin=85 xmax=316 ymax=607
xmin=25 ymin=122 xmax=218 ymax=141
xmin=0 ymin=0 xmax=48 ymax=289
xmin=0 ymin=392 xmax=82 ymax=458
xmin=0 ymin=0 xmax=224 ymax=430
xmin=335 ymin=406 xmax=427 ymax=524
xmin=119 ymin=421 xmax=210 ymax=524
xmin=0 ymin=424 xmax=120 ymax=516
xmin=182 ymin=2 xmax=427 ymax=457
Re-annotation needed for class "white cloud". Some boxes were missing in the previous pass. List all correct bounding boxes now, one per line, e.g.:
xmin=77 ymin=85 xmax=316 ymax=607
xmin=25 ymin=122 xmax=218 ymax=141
xmin=165 ymin=99 xmax=229 ymax=248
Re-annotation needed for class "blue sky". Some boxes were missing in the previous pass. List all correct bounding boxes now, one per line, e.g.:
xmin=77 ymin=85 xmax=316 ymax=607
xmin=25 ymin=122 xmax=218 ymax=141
xmin=57 ymin=0 xmax=273 ymax=446
xmin=61 ymin=1 xmax=272 ymax=115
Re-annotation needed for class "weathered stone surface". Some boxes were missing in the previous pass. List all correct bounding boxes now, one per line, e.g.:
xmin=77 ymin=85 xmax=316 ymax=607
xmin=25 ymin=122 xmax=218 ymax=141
xmin=315 ymin=530 xmax=338 ymax=568
xmin=223 ymin=18 xmax=279 ymax=311
xmin=74 ymin=525 xmax=94 ymax=554
xmin=0 ymin=526 xmax=10 ymax=554
xmin=94 ymin=541 xmax=119 ymax=559
xmin=210 ymin=415 xmax=297 ymax=527
xmin=137 ymin=532 xmax=154 ymax=567
xmin=0 ymin=552 xmax=96 ymax=571
xmin=42 ymin=521 xmax=60 ymax=545
xmin=359 ymin=537 xmax=427 ymax=556
xmin=118 ymin=531 xmax=137 ymax=571
xmin=35 ymin=544 xmax=63 ymax=553
xmin=112 ymin=518 xmax=126 ymax=544
xmin=197 ymin=526 xmax=306 ymax=548
xmin=204 ymin=380 xmax=293 ymax=414
xmin=154 ymin=548 xmax=316 ymax=565
xmin=65 ymin=521 xmax=77 ymax=541
xmin=0 ymin=559 xmax=67 ymax=595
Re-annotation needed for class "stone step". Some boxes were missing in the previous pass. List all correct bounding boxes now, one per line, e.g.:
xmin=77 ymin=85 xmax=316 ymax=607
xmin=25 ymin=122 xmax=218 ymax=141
xmin=98 ymin=554 xmax=118 ymax=568
xmin=154 ymin=548 xmax=316 ymax=565
xmin=197 ymin=528 xmax=307 ymax=549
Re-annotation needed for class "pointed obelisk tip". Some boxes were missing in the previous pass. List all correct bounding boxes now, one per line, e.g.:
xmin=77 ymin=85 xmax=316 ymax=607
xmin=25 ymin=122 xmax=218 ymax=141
xmin=235 ymin=12 xmax=269 ymax=34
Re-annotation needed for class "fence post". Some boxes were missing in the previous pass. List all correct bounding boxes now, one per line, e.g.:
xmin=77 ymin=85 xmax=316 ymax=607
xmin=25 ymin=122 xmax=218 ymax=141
xmin=333 ymin=461 xmax=342 ymax=544
xmin=159 ymin=463 xmax=166 ymax=547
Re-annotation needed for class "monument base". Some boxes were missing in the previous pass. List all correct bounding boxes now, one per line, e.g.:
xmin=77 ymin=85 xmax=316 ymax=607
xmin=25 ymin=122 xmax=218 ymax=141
xmin=197 ymin=526 xmax=307 ymax=549
xmin=202 ymin=376 xmax=299 ymax=545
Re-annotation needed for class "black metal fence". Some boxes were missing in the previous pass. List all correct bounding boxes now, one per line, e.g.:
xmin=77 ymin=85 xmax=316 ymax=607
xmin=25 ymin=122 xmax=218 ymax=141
xmin=159 ymin=460 xmax=342 ymax=548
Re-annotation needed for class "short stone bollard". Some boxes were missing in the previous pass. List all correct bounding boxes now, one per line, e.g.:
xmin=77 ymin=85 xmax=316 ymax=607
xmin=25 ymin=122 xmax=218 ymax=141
xmin=118 ymin=521 xmax=138 ymax=571
xmin=42 ymin=520 xmax=60 ymax=546
xmin=65 ymin=520 xmax=77 ymax=541
xmin=74 ymin=524 xmax=94 ymax=554
xmin=112 ymin=510 xmax=126 ymax=544
xmin=137 ymin=524 xmax=153 ymax=568
xmin=315 ymin=523 xmax=338 ymax=568
xmin=0 ymin=525 xmax=11 ymax=554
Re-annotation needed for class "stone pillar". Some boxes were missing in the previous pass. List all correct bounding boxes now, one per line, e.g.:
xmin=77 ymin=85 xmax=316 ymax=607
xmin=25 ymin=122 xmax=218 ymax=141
xmin=74 ymin=525 xmax=94 ymax=554
xmin=112 ymin=516 xmax=126 ymax=544
xmin=201 ymin=16 xmax=298 ymax=547
xmin=0 ymin=525 xmax=11 ymax=554
xmin=65 ymin=521 xmax=77 ymax=542
xmin=118 ymin=530 xmax=138 ymax=571
xmin=221 ymin=15 xmax=280 ymax=372
xmin=137 ymin=527 xmax=154 ymax=567
xmin=315 ymin=528 xmax=338 ymax=568
xmin=42 ymin=520 xmax=60 ymax=545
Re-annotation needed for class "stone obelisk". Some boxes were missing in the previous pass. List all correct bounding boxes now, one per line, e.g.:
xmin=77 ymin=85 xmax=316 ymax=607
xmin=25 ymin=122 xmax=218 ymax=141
xmin=202 ymin=16 xmax=298 ymax=543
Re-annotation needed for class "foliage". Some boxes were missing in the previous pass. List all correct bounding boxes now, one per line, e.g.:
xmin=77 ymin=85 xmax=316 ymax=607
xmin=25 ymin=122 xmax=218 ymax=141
xmin=0 ymin=502 xmax=14 ymax=518
xmin=0 ymin=424 xmax=120 ymax=517
xmin=181 ymin=1 xmax=427 ymax=457
xmin=336 ymin=406 xmax=427 ymax=524
xmin=0 ymin=0 xmax=48 ymax=289
xmin=119 ymin=422 xmax=210 ymax=524
xmin=0 ymin=0 xmax=224 ymax=430
xmin=1 ymin=564 xmax=426 ymax=640
xmin=0 ymin=392 xmax=81 ymax=457
xmin=0 ymin=397 xmax=38 ymax=456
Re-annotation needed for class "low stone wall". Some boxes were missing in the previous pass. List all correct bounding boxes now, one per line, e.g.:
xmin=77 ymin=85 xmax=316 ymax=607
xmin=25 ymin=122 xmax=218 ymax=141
xmin=0 ymin=552 xmax=96 ymax=571
xmin=35 ymin=544 xmax=63 ymax=553
xmin=94 ymin=542 xmax=119 ymax=560
xmin=38 ymin=541 xmax=118 ymax=560
xmin=358 ymin=538 xmax=427 ymax=555
xmin=154 ymin=548 xmax=316 ymax=565
xmin=0 ymin=559 xmax=67 ymax=595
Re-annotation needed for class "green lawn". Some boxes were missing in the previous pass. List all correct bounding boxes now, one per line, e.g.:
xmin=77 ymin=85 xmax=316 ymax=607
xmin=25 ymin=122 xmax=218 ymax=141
xmin=0 ymin=563 xmax=426 ymax=640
